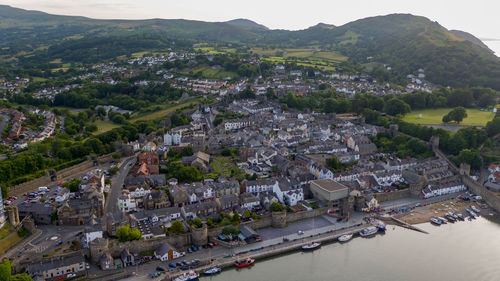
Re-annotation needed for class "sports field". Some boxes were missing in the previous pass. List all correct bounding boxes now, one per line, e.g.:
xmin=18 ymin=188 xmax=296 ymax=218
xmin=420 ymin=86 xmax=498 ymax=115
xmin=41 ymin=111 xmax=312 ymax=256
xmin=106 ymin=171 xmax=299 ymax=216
xmin=402 ymin=108 xmax=495 ymax=126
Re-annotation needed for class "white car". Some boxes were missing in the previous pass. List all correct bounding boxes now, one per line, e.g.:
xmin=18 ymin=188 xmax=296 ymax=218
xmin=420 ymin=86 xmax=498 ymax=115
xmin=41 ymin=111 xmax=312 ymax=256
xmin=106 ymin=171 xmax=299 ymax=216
xmin=67 ymin=273 xmax=76 ymax=278
xmin=297 ymin=230 xmax=304 ymax=235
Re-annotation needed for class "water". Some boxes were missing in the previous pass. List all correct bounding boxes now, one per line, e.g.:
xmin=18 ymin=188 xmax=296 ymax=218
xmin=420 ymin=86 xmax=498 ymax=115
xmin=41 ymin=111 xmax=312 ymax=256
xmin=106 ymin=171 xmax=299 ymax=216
xmin=203 ymin=216 xmax=500 ymax=281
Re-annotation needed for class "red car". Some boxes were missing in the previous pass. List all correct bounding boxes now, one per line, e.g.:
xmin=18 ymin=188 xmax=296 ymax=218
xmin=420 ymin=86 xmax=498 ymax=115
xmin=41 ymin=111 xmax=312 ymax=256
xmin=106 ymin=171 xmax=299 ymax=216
xmin=56 ymin=275 xmax=66 ymax=281
xmin=212 ymin=242 xmax=218 ymax=246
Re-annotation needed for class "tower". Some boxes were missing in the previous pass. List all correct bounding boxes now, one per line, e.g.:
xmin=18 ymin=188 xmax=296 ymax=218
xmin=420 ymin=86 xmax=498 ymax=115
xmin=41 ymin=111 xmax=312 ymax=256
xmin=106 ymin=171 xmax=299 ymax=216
xmin=6 ymin=205 xmax=20 ymax=227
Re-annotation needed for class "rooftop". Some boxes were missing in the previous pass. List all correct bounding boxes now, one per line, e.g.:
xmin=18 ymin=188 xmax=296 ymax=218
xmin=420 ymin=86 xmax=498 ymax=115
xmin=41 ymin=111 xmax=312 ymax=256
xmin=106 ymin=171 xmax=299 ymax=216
xmin=310 ymin=179 xmax=348 ymax=192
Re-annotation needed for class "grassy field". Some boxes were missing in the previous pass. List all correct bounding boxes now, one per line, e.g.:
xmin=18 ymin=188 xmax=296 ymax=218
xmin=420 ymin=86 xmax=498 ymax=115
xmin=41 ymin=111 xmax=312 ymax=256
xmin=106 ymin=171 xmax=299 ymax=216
xmin=94 ymin=120 xmax=120 ymax=134
xmin=403 ymin=108 xmax=495 ymax=126
xmin=184 ymin=66 xmax=238 ymax=80
xmin=131 ymin=99 xmax=199 ymax=122
xmin=0 ymin=232 xmax=23 ymax=253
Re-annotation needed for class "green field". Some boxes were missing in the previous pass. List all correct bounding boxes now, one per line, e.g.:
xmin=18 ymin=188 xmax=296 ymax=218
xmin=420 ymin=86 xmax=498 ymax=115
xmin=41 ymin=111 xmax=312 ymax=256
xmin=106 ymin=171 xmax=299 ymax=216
xmin=94 ymin=120 xmax=120 ymax=134
xmin=184 ymin=66 xmax=238 ymax=80
xmin=0 ymin=232 xmax=23 ymax=253
xmin=403 ymin=108 xmax=495 ymax=126
xmin=131 ymin=99 xmax=199 ymax=122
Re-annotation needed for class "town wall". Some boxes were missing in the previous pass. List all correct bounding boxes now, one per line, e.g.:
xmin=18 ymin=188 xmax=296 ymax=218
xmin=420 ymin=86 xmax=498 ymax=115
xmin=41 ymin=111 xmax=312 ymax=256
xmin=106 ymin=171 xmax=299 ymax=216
xmin=8 ymin=153 xmax=115 ymax=197
xmin=373 ymin=189 xmax=411 ymax=202
xmin=106 ymin=234 xmax=192 ymax=257
xmin=433 ymin=145 xmax=500 ymax=212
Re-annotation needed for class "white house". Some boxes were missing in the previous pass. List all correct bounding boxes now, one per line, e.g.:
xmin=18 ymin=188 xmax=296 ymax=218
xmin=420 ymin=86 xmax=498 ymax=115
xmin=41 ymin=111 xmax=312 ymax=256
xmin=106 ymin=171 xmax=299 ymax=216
xmin=245 ymin=179 xmax=278 ymax=194
xmin=421 ymin=181 xmax=466 ymax=199
xmin=118 ymin=192 xmax=137 ymax=212
xmin=155 ymin=243 xmax=182 ymax=261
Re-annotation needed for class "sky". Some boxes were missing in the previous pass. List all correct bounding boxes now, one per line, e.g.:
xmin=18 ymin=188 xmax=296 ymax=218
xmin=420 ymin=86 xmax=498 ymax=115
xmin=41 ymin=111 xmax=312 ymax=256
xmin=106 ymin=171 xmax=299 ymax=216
xmin=3 ymin=0 xmax=500 ymax=54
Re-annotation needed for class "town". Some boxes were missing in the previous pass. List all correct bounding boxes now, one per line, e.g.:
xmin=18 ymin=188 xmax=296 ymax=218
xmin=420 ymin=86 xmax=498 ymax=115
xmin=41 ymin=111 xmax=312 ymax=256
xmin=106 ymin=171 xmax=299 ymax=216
xmin=0 ymin=16 xmax=499 ymax=281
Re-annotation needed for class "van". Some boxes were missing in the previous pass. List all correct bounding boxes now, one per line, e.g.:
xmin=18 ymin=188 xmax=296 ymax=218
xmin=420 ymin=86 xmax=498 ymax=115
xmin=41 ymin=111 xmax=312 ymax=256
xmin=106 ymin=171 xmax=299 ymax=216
xmin=38 ymin=186 xmax=48 ymax=192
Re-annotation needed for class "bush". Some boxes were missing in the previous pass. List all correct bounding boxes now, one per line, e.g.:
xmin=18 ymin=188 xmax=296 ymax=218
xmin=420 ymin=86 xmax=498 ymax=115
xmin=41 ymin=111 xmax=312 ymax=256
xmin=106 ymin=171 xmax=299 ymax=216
xmin=221 ymin=227 xmax=239 ymax=235
xmin=192 ymin=217 xmax=203 ymax=228
xmin=116 ymin=225 xmax=142 ymax=242
xmin=169 ymin=221 xmax=185 ymax=235
xmin=270 ymin=202 xmax=285 ymax=212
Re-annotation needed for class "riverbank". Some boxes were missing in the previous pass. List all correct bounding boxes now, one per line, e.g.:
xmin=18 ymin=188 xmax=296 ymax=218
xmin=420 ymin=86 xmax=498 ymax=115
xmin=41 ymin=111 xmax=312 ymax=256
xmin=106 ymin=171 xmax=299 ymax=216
xmin=163 ymin=223 xmax=368 ymax=280
xmin=396 ymin=198 xmax=497 ymax=225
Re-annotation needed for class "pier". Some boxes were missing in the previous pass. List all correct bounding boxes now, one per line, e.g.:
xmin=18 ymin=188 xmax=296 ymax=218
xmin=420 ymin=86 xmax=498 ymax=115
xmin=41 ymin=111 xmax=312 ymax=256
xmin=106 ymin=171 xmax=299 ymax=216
xmin=388 ymin=216 xmax=429 ymax=234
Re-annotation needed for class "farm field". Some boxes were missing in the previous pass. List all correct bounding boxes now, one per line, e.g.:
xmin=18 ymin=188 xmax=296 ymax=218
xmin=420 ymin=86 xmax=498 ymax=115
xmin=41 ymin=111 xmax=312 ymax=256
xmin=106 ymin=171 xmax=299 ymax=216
xmin=402 ymin=108 xmax=495 ymax=126
xmin=183 ymin=66 xmax=238 ymax=80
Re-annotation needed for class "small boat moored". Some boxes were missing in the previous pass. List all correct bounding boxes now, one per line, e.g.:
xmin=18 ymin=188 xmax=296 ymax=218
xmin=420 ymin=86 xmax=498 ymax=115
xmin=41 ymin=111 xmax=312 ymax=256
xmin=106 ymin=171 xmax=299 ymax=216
xmin=235 ymin=257 xmax=255 ymax=268
xmin=471 ymin=206 xmax=481 ymax=214
xmin=302 ymin=242 xmax=321 ymax=251
xmin=203 ymin=267 xmax=222 ymax=276
xmin=372 ymin=220 xmax=387 ymax=231
xmin=438 ymin=217 xmax=448 ymax=224
xmin=359 ymin=226 xmax=378 ymax=237
xmin=173 ymin=270 xmax=199 ymax=281
xmin=430 ymin=217 xmax=442 ymax=225
xmin=338 ymin=233 xmax=353 ymax=242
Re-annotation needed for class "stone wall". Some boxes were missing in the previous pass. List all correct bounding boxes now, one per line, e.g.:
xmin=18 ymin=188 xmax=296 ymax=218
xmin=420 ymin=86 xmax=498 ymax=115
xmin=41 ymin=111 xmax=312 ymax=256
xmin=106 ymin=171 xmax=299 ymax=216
xmin=9 ymin=153 xmax=115 ymax=197
xmin=373 ymin=189 xmax=411 ymax=202
xmin=433 ymin=145 xmax=500 ymax=213
xmin=107 ymin=234 xmax=192 ymax=257
xmin=286 ymin=207 xmax=328 ymax=222
xmin=463 ymin=176 xmax=500 ymax=213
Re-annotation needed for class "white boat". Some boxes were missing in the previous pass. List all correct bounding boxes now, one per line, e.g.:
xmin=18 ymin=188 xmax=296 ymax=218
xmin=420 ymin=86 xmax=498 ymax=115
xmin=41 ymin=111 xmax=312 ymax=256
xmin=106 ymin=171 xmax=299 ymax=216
xmin=430 ymin=217 xmax=442 ymax=225
xmin=203 ymin=267 xmax=221 ymax=276
xmin=471 ymin=206 xmax=481 ymax=213
xmin=338 ymin=234 xmax=353 ymax=242
xmin=174 ymin=270 xmax=199 ymax=281
xmin=359 ymin=226 xmax=378 ymax=237
xmin=302 ymin=242 xmax=321 ymax=251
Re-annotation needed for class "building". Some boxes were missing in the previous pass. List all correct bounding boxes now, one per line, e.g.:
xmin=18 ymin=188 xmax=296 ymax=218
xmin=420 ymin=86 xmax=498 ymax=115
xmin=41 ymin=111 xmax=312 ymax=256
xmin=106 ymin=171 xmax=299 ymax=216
xmin=0 ymin=189 xmax=6 ymax=228
xmin=28 ymin=254 xmax=86 ymax=279
xmin=17 ymin=202 xmax=54 ymax=225
xmin=155 ymin=242 xmax=182 ymax=261
xmin=309 ymin=179 xmax=350 ymax=215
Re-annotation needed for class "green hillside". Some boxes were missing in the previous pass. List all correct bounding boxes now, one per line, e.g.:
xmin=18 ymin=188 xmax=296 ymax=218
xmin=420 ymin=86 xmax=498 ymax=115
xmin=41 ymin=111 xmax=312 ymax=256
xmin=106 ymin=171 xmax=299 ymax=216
xmin=0 ymin=6 xmax=499 ymax=89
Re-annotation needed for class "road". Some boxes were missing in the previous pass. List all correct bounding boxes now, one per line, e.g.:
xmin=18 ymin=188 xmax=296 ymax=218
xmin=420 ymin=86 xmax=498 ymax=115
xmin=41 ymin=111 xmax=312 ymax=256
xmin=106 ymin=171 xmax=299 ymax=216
xmin=105 ymin=156 xmax=136 ymax=216
xmin=0 ymin=113 xmax=10 ymax=135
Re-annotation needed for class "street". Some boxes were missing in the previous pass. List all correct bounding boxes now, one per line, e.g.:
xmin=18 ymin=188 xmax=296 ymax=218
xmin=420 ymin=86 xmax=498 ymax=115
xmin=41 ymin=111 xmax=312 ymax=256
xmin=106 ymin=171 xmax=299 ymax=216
xmin=105 ymin=156 xmax=136 ymax=216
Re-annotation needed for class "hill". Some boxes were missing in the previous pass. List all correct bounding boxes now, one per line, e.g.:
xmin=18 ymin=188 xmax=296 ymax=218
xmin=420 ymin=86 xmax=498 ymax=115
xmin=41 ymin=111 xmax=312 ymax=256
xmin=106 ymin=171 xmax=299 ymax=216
xmin=226 ymin=18 xmax=268 ymax=30
xmin=0 ymin=6 xmax=499 ymax=90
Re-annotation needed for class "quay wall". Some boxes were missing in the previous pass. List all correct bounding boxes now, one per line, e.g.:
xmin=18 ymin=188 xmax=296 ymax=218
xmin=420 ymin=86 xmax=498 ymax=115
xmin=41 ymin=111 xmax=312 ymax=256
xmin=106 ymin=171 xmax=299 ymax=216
xmin=107 ymin=233 xmax=192 ymax=257
xmin=374 ymin=189 xmax=411 ymax=202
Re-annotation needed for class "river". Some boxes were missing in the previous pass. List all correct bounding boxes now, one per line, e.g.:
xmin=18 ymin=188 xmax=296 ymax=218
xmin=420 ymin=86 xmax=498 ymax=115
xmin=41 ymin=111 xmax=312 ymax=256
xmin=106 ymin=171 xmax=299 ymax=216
xmin=201 ymin=216 xmax=500 ymax=281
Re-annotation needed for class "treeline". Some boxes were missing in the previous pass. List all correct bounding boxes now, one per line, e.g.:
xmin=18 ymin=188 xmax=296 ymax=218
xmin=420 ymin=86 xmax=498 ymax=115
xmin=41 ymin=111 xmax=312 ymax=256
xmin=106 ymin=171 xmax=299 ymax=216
xmin=52 ymin=81 xmax=186 ymax=111
xmin=281 ymin=87 xmax=498 ymax=116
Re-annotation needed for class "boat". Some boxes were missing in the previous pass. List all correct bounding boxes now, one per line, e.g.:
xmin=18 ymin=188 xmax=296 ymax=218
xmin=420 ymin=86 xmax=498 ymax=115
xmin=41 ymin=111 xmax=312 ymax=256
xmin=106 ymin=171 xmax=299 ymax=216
xmin=469 ymin=211 xmax=477 ymax=218
xmin=203 ymin=267 xmax=222 ymax=276
xmin=359 ymin=226 xmax=378 ymax=237
xmin=467 ymin=216 xmax=473 ymax=221
xmin=302 ymin=242 xmax=321 ymax=251
xmin=338 ymin=233 xmax=353 ymax=242
xmin=430 ymin=217 xmax=442 ymax=225
xmin=438 ymin=217 xmax=448 ymax=224
xmin=445 ymin=214 xmax=456 ymax=223
xmin=235 ymin=257 xmax=255 ymax=268
xmin=457 ymin=213 xmax=465 ymax=221
xmin=173 ymin=271 xmax=199 ymax=281
xmin=471 ymin=206 xmax=480 ymax=214
xmin=372 ymin=220 xmax=387 ymax=231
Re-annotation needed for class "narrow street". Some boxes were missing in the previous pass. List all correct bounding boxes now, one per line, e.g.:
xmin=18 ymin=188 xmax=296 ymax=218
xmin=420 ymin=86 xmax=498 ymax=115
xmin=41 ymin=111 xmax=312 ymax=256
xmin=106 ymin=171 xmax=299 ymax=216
xmin=105 ymin=156 xmax=136 ymax=216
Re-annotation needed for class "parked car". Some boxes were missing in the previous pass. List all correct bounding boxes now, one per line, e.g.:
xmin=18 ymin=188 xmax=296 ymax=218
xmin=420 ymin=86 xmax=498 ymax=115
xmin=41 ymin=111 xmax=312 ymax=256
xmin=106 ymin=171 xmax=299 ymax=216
xmin=67 ymin=273 xmax=76 ymax=278
xmin=156 ymin=266 xmax=166 ymax=272
xmin=55 ymin=276 xmax=66 ymax=281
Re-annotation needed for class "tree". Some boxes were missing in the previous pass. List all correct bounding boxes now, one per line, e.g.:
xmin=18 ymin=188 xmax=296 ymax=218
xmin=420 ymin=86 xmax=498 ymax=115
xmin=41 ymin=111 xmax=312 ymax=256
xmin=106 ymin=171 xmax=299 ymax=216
xmin=116 ymin=225 xmax=141 ymax=242
xmin=270 ymin=202 xmax=285 ymax=212
xmin=443 ymin=107 xmax=467 ymax=123
xmin=384 ymin=98 xmax=411 ymax=116
xmin=170 ymin=221 xmax=185 ymax=235
xmin=486 ymin=117 xmax=500 ymax=136
xmin=108 ymin=167 xmax=119 ymax=176
xmin=12 ymin=273 xmax=34 ymax=281
xmin=454 ymin=149 xmax=483 ymax=170
xmin=221 ymin=226 xmax=239 ymax=235
xmin=62 ymin=178 xmax=83 ymax=192
xmin=0 ymin=259 xmax=11 ymax=281
xmin=243 ymin=210 xmax=251 ymax=219
xmin=192 ymin=217 xmax=203 ymax=228
xmin=231 ymin=210 xmax=240 ymax=225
